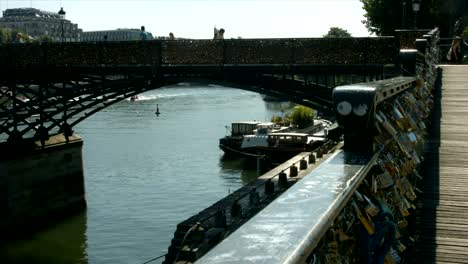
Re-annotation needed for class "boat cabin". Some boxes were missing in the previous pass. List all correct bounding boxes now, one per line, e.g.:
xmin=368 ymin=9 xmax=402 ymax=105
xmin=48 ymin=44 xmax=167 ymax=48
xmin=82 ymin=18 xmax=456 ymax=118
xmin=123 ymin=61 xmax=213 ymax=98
xmin=231 ymin=122 xmax=289 ymax=137
xmin=267 ymin=132 xmax=310 ymax=147
xmin=231 ymin=121 xmax=261 ymax=136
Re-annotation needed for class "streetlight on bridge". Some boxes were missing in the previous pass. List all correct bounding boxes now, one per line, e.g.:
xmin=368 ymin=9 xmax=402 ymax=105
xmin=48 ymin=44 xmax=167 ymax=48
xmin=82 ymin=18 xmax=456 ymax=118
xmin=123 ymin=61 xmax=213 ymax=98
xmin=58 ymin=7 xmax=66 ymax=42
xmin=402 ymin=0 xmax=407 ymax=29
xmin=412 ymin=0 xmax=421 ymax=29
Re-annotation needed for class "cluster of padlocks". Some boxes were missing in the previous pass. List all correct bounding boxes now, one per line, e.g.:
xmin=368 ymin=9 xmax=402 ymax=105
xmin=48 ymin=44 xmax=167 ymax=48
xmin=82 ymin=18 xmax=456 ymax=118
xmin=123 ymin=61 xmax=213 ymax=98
xmin=309 ymin=80 xmax=434 ymax=264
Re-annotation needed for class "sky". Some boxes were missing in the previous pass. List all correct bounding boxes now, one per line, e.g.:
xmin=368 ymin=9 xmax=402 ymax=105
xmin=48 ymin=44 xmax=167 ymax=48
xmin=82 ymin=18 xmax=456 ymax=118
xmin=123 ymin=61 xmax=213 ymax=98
xmin=0 ymin=0 xmax=371 ymax=39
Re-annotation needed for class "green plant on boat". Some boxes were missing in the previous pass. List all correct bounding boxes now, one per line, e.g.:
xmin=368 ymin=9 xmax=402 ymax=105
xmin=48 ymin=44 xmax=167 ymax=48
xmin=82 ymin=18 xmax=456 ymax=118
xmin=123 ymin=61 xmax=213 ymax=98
xmin=271 ymin=106 xmax=316 ymax=128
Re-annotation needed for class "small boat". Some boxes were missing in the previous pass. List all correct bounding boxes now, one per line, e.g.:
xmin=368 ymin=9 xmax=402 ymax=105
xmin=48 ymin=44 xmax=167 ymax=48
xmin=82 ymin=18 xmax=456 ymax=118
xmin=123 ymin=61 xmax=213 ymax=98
xmin=130 ymin=95 xmax=139 ymax=101
xmin=219 ymin=121 xmax=290 ymax=157
xmin=219 ymin=119 xmax=331 ymax=161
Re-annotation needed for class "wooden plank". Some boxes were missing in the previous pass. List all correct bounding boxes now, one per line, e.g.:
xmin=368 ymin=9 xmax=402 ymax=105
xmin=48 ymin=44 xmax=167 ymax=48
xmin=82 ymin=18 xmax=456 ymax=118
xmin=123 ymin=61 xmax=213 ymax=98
xmin=419 ymin=217 xmax=468 ymax=226
xmin=418 ymin=236 xmax=468 ymax=247
xmin=420 ymin=199 xmax=468 ymax=208
xmin=416 ymin=245 xmax=468 ymax=255
xmin=416 ymin=65 xmax=468 ymax=262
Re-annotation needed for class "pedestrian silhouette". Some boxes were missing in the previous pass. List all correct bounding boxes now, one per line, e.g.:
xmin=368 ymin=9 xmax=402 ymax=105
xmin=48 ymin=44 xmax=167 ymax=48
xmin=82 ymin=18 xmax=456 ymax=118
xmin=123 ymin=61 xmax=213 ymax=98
xmin=140 ymin=26 xmax=149 ymax=41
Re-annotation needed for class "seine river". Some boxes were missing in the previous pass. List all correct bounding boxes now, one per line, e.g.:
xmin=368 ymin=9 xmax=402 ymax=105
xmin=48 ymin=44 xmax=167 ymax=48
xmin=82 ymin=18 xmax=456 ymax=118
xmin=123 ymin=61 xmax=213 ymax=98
xmin=0 ymin=84 xmax=292 ymax=264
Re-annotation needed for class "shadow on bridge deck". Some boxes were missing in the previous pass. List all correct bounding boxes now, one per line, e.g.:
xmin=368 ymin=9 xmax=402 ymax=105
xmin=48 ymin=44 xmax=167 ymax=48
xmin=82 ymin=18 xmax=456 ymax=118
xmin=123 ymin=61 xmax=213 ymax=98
xmin=410 ymin=65 xmax=468 ymax=263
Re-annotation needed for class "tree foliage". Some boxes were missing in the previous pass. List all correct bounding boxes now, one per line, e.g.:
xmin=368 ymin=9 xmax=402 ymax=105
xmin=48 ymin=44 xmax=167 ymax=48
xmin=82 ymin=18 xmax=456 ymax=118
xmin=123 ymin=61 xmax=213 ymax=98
xmin=290 ymin=106 xmax=316 ymax=129
xmin=360 ymin=0 xmax=446 ymax=36
xmin=35 ymin=35 xmax=54 ymax=43
xmin=360 ymin=0 xmax=401 ymax=36
xmin=271 ymin=106 xmax=316 ymax=128
xmin=0 ymin=28 xmax=55 ymax=43
xmin=0 ymin=28 xmax=12 ymax=44
xmin=323 ymin=27 xmax=352 ymax=38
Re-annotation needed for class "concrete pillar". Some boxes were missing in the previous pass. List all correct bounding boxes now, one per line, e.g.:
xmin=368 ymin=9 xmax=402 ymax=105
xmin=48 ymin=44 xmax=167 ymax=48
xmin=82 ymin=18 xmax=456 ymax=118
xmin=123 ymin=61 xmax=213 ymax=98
xmin=0 ymin=134 xmax=86 ymax=237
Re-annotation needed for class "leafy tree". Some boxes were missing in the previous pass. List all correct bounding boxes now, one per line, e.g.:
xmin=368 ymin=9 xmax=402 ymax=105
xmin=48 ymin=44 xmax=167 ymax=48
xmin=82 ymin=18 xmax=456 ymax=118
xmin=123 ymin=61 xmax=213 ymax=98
xmin=0 ymin=28 xmax=12 ymax=44
xmin=290 ymin=106 xmax=316 ymax=129
xmin=360 ymin=0 xmax=446 ymax=36
xmin=463 ymin=26 xmax=468 ymax=39
xmin=35 ymin=35 xmax=54 ymax=43
xmin=271 ymin=115 xmax=283 ymax=124
xmin=360 ymin=0 xmax=402 ymax=35
xmin=9 ymin=29 xmax=30 ymax=43
xmin=323 ymin=27 xmax=352 ymax=38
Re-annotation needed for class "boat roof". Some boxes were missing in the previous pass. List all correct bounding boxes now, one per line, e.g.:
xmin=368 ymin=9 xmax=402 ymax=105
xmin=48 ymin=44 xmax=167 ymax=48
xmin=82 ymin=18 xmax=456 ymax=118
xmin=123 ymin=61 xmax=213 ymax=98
xmin=256 ymin=122 xmax=275 ymax=127
xmin=308 ymin=136 xmax=326 ymax=141
xmin=232 ymin=121 xmax=261 ymax=125
xmin=268 ymin=132 xmax=309 ymax=137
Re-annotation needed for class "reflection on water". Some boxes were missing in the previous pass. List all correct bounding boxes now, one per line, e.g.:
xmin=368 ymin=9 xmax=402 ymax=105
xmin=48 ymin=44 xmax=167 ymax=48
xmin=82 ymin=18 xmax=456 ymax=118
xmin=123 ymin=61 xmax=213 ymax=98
xmin=264 ymin=101 xmax=296 ymax=113
xmin=218 ymin=155 xmax=258 ymax=185
xmin=0 ymin=212 xmax=88 ymax=264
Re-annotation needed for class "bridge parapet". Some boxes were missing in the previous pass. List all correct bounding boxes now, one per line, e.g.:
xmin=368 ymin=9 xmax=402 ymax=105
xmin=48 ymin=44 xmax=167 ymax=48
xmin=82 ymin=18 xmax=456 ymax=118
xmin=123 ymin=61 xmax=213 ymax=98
xmin=0 ymin=37 xmax=398 ymax=67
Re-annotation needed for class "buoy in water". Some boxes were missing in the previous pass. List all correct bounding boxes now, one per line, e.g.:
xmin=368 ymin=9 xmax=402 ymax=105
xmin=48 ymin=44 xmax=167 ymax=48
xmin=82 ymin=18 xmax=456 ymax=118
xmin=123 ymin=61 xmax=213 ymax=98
xmin=155 ymin=104 xmax=160 ymax=116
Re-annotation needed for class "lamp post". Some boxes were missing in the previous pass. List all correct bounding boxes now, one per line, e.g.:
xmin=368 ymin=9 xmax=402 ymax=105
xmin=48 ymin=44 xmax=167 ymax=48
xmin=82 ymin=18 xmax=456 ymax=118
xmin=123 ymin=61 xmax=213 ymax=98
xmin=402 ymin=0 xmax=407 ymax=29
xmin=58 ymin=7 xmax=66 ymax=42
xmin=412 ymin=0 xmax=421 ymax=29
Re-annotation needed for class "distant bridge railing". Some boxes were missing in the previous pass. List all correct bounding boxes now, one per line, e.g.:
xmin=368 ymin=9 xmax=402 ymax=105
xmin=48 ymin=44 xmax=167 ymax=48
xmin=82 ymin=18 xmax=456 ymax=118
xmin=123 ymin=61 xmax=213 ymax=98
xmin=0 ymin=37 xmax=398 ymax=67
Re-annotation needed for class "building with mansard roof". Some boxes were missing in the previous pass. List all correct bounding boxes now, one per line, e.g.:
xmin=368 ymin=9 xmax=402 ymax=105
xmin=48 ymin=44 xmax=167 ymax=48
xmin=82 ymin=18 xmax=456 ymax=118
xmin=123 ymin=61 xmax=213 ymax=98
xmin=81 ymin=28 xmax=154 ymax=42
xmin=0 ymin=8 xmax=82 ymax=42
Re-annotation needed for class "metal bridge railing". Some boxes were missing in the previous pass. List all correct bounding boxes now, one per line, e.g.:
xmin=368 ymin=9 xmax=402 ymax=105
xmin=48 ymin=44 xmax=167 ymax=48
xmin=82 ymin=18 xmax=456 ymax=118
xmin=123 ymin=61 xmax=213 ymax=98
xmin=0 ymin=37 xmax=398 ymax=67
xmin=164 ymin=145 xmax=337 ymax=264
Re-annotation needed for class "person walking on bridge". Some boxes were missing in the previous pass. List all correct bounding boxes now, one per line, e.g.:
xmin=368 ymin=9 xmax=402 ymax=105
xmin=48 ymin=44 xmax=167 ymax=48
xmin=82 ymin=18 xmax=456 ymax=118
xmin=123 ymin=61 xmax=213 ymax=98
xmin=218 ymin=28 xmax=225 ymax=39
xmin=213 ymin=27 xmax=225 ymax=40
xmin=169 ymin=32 xmax=175 ymax=40
xmin=449 ymin=36 xmax=467 ymax=64
xmin=140 ymin=26 xmax=149 ymax=41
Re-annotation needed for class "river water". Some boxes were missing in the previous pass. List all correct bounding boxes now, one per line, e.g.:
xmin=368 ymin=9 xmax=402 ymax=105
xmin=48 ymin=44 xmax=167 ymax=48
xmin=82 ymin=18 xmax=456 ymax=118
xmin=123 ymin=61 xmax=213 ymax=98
xmin=0 ymin=84 xmax=293 ymax=264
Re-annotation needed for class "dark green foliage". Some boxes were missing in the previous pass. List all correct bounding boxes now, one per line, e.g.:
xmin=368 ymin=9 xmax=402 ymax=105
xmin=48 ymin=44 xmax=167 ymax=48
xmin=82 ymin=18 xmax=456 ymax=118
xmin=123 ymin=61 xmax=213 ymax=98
xmin=0 ymin=28 xmax=11 ymax=44
xmin=360 ymin=0 xmax=449 ymax=36
xmin=0 ymin=28 xmax=55 ymax=43
xmin=36 ymin=35 xmax=54 ymax=43
xmin=290 ymin=106 xmax=316 ymax=129
xmin=323 ymin=27 xmax=352 ymax=38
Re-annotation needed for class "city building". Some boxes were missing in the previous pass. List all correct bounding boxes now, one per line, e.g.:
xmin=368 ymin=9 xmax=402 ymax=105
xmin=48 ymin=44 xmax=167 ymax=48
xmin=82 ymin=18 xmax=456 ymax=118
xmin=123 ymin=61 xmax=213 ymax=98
xmin=0 ymin=8 xmax=82 ymax=42
xmin=81 ymin=28 xmax=154 ymax=41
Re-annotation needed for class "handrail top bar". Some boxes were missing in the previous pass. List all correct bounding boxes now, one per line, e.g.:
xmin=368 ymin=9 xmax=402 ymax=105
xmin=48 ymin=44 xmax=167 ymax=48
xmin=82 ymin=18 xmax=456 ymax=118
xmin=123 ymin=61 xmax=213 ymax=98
xmin=334 ymin=76 xmax=416 ymax=104
xmin=196 ymin=149 xmax=376 ymax=264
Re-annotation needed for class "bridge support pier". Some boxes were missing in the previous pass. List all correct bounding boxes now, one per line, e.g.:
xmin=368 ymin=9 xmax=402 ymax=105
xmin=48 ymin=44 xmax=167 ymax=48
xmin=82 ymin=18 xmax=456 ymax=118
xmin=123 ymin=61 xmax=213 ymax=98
xmin=0 ymin=134 xmax=86 ymax=237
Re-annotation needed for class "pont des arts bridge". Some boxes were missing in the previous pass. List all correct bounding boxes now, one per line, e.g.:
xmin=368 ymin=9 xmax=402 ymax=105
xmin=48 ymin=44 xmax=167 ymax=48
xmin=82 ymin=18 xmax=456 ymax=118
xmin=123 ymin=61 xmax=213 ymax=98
xmin=0 ymin=28 xmax=444 ymax=261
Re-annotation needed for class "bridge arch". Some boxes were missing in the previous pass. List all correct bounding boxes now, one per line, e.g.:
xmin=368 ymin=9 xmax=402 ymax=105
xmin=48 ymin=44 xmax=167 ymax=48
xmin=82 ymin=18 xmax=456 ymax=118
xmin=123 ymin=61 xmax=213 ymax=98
xmin=0 ymin=63 xmax=387 ymax=144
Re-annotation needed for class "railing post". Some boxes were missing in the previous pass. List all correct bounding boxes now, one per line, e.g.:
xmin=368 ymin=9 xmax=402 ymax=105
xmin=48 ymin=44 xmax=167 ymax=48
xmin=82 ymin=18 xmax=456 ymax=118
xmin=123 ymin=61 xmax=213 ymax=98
xmin=222 ymin=40 xmax=226 ymax=65
xmin=333 ymin=84 xmax=376 ymax=154
xmin=415 ymin=39 xmax=428 ymax=54
xmin=399 ymin=49 xmax=418 ymax=76
xmin=333 ymin=77 xmax=417 ymax=154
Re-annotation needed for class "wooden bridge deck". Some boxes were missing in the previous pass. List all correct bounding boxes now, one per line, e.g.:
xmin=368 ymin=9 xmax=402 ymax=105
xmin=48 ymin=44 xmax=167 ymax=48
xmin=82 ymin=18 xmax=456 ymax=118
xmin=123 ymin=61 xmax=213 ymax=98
xmin=412 ymin=65 xmax=468 ymax=263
